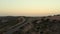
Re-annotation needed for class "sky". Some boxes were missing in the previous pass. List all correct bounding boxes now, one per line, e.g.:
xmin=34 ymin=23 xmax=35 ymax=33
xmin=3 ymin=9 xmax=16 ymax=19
xmin=0 ymin=0 xmax=60 ymax=16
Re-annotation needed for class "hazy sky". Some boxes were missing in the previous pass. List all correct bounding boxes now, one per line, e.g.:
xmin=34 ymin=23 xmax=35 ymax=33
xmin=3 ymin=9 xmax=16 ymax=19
xmin=0 ymin=0 xmax=60 ymax=16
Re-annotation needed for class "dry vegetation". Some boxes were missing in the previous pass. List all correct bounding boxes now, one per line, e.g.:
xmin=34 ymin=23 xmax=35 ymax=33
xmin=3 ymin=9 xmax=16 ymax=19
xmin=0 ymin=15 xmax=60 ymax=34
